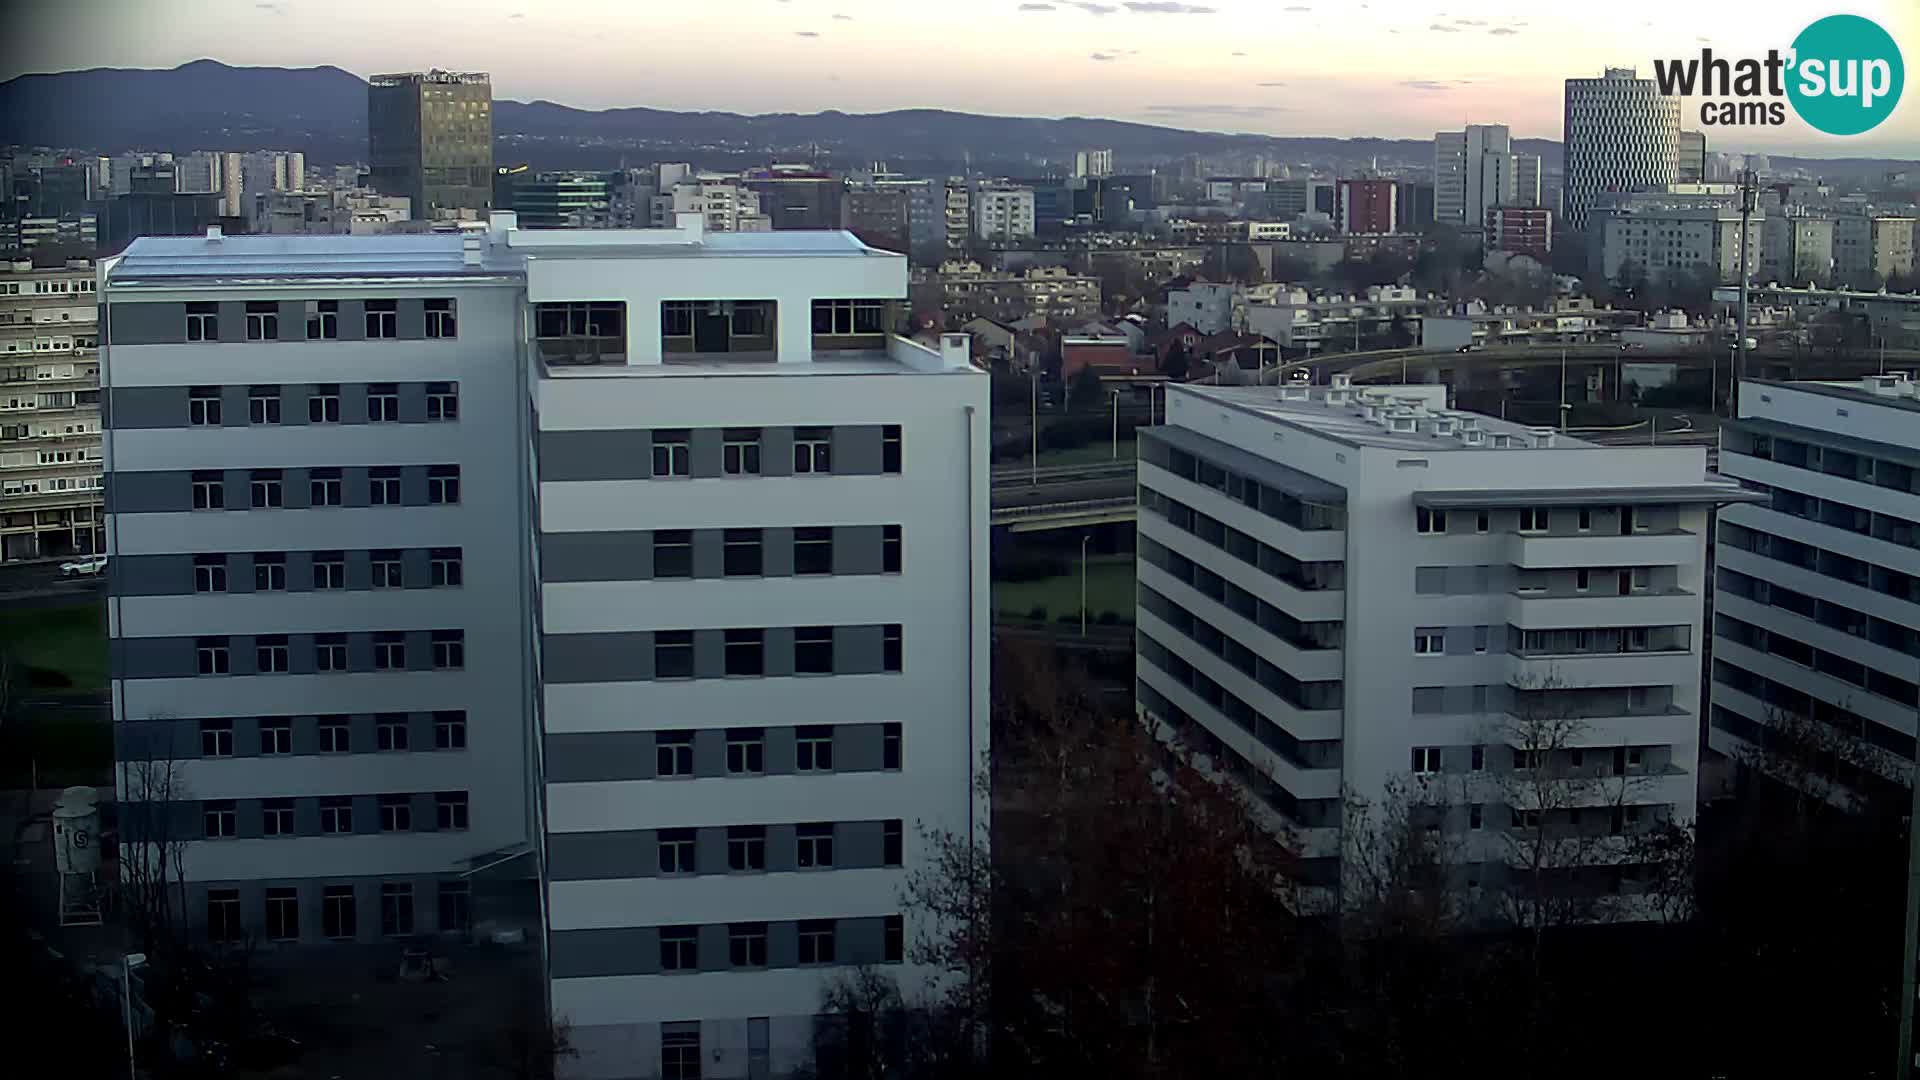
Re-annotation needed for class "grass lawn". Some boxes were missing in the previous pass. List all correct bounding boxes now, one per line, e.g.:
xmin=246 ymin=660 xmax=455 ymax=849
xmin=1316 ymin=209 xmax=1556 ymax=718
xmin=1035 ymin=438 xmax=1138 ymax=469
xmin=0 ymin=601 xmax=107 ymax=693
xmin=993 ymin=555 xmax=1136 ymax=623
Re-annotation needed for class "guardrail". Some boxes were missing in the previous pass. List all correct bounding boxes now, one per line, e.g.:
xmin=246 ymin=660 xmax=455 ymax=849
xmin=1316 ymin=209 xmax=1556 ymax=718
xmin=991 ymin=462 xmax=1137 ymax=486
xmin=991 ymin=495 xmax=1137 ymax=521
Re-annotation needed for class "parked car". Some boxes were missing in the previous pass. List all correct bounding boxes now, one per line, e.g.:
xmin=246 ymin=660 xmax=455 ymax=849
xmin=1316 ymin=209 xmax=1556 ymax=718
xmin=60 ymin=554 xmax=107 ymax=577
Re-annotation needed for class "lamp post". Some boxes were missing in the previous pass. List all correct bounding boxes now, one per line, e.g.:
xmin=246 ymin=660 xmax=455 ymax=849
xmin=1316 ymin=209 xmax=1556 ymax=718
xmin=1110 ymin=388 xmax=1121 ymax=459
xmin=1029 ymin=363 xmax=1038 ymax=486
xmin=1080 ymin=534 xmax=1092 ymax=637
xmin=123 ymin=951 xmax=147 ymax=1080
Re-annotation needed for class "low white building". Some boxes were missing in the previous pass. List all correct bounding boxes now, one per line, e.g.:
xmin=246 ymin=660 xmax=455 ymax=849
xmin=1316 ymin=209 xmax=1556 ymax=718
xmin=974 ymin=184 xmax=1036 ymax=242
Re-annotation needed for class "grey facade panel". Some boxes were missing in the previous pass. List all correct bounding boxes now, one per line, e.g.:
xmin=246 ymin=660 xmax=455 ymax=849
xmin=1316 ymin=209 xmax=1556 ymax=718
xmin=692 ymin=629 xmax=724 ymax=680
xmin=112 ymin=553 xmax=191 ymax=597
xmin=215 ymin=302 xmax=248 ymax=344
xmin=109 ymin=302 xmax=187 ymax=345
xmin=688 ymin=428 xmax=724 ymax=479
xmin=835 ymin=624 xmax=885 ymax=675
xmin=278 ymin=300 xmax=305 ymax=337
xmin=109 ymin=470 xmax=186 ymax=514
xmin=765 ymin=824 xmax=797 ymax=873
xmin=397 ymin=382 xmax=429 ymax=423
xmin=550 ymin=927 xmax=658 ymax=979
xmin=118 ymin=636 xmax=200 ymax=680
xmin=218 ymin=385 xmax=248 ymax=427
xmin=399 ymin=465 xmax=429 ymax=507
xmin=764 ymin=626 xmax=795 ymax=678
xmin=833 ymin=526 xmax=884 ymax=575
xmin=350 ymin=794 xmax=380 ymax=836
xmin=836 ymin=724 xmax=883 ymax=773
xmin=548 ymin=830 xmax=651 ymax=881
xmin=542 ymin=632 xmax=652 ymax=683
xmin=335 ymin=300 xmax=366 ymax=342
xmin=695 ymin=827 xmax=727 ymax=876
xmin=539 ymin=430 xmax=653 ymax=482
xmin=832 ymin=425 xmax=885 ymax=476
xmin=107 ymin=387 xmax=190 ymax=430
xmin=761 ymin=427 xmax=795 ymax=478
xmin=767 ymin=921 xmax=799 ymax=968
xmin=692 ymin=728 xmax=727 ymax=779
xmin=540 ymin=532 xmax=653 ymax=582
xmin=397 ymin=298 xmax=427 ymax=340
xmin=840 ymin=916 xmax=888 ymax=966
xmin=763 ymin=527 xmax=795 ymax=576
xmin=545 ymin=732 xmax=658 ymax=783
xmin=765 ymin=727 xmax=797 ymax=774
xmin=118 ymin=717 xmax=199 ymax=761
xmin=837 ymin=820 xmax=886 ymax=869
xmin=690 ymin=529 xmax=724 ymax=579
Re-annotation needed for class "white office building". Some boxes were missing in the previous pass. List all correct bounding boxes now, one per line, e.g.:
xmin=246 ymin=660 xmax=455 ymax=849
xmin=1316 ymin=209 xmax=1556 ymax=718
xmin=100 ymin=215 xmax=988 ymax=1078
xmin=974 ymin=185 xmax=1036 ymax=242
xmin=1712 ymin=376 xmax=1920 ymax=807
xmin=1435 ymin=124 xmax=1528 ymax=228
xmin=1563 ymin=68 xmax=1680 ymax=233
xmin=1135 ymin=377 xmax=1748 ymax=910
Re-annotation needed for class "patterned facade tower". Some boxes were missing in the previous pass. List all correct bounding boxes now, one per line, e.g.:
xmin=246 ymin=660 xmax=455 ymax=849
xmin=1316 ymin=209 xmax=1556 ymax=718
xmin=1563 ymin=68 xmax=1680 ymax=233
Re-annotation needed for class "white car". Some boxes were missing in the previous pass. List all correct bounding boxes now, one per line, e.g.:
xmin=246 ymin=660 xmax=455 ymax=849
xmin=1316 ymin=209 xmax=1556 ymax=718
xmin=60 ymin=554 xmax=107 ymax=577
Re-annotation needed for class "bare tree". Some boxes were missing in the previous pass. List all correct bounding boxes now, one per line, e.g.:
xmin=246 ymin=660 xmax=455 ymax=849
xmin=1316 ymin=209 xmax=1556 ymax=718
xmin=118 ymin=719 xmax=191 ymax=954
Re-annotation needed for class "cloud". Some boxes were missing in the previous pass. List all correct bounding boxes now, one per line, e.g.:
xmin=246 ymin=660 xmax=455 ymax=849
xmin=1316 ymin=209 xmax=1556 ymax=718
xmin=1123 ymin=2 xmax=1217 ymax=12
xmin=1284 ymin=4 xmax=1311 ymax=9
xmin=1018 ymin=2 xmax=1056 ymax=7
xmin=1428 ymin=23 xmax=1460 ymax=32
xmin=254 ymin=1 xmax=286 ymax=12
xmin=1070 ymin=1 xmax=1118 ymax=12
xmin=794 ymin=30 xmax=819 ymax=37
xmin=1089 ymin=52 xmax=1120 ymax=60
xmin=1453 ymin=18 xmax=1486 ymax=25
xmin=507 ymin=11 xmax=525 ymax=18
xmin=833 ymin=12 xmax=853 ymax=19
xmin=1143 ymin=104 xmax=1294 ymax=118
xmin=1401 ymin=79 xmax=1472 ymax=91
xmin=1231 ymin=50 xmax=1246 ymax=56
xmin=1255 ymin=80 xmax=1287 ymax=87
xmin=1489 ymin=27 xmax=1518 ymax=35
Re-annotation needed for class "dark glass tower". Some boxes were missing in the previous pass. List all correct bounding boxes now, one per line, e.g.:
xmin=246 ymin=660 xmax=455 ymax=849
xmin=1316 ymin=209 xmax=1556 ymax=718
xmin=368 ymin=71 xmax=494 ymax=220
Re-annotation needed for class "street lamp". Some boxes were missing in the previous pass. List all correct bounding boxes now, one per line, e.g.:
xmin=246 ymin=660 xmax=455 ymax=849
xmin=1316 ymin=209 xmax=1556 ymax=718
xmin=123 ymin=951 xmax=147 ymax=1080
xmin=1110 ymin=388 xmax=1121 ymax=460
xmin=1080 ymin=534 xmax=1092 ymax=638
xmin=1029 ymin=363 xmax=1039 ymax=487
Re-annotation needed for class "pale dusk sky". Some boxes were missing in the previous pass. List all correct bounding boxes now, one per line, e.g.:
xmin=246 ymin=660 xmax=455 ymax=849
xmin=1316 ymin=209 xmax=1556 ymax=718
xmin=4 ymin=0 xmax=1915 ymax=155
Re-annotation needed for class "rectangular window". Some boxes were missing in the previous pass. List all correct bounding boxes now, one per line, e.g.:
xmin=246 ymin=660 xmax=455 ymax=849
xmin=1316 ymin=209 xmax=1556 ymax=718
xmin=373 ymin=631 xmax=406 ymax=670
xmin=1470 ymin=804 xmax=1484 ymax=831
xmin=193 ymin=554 xmax=227 ymax=593
xmin=438 ymin=882 xmax=471 ymax=936
xmin=185 ymin=302 xmax=218 ymax=342
xmin=200 ymin=718 xmax=233 ymax=757
xmin=207 ymin=888 xmax=242 ymax=943
xmin=1512 ymin=808 xmax=1541 ymax=830
xmin=253 ymin=552 xmax=287 ymax=592
xmin=379 ymin=794 xmax=412 ymax=832
xmin=1575 ymin=569 xmax=1590 ymax=592
xmin=883 ymin=723 xmax=902 ymax=770
xmin=315 ymin=634 xmax=348 ymax=671
xmin=883 ymin=525 xmax=902 ymax=573
xmin=434 ymin=711 xmax=467 ymax=750
xmin=203 ymin=800 xmax=237 ymax=839
xmin=729 ymin=923 xmax=768 ymax=968
xmin=369 ymin=467 xmax=401 ymax=505
xmin=1577 ymin=507 xmax=1592 ymax=532
xmin=798 ymin=919 xmax=836 ymax=965
xmin=432 ymin=630 xmax=465 ymax=670
xmin=727 ymin=729 xmax=765 ymax=775
xmin=371 ymin=551 xmax=403 ymax=588
xmin=435 ymin=791 xmax=469 ymax=831
xmin=723 ymin=529 xmax=762 ymax=576
xmin=654 ymin=630 xmax=695 ymax=679
xmin=308 ymin=384 xmax=340 ymax=423
xmin=309 ymin=468 xmax=343 ymax=507
xmin=427 ymin=465 xmax=460 ymax=504
xmin=884 ymin=914 xmax=904 ymax=963
xmin=430 ymin=548 xmax=463 ymax=587
xmin=305 ymin=300 xmax=339 ymax=340
xmin=662 ymin=1026 xmax=701 ymax=1080
xmin=660 ymin=301 xmax=695 ymax=338
xmin=424 ymin=298 xmax=457 ymax=338
xmin=795 ymin=527 xmax=833 ymax=575
xmin=812 ymin=299 xmax=886 ymax=335
xmin=377 ymin=714 xmax=409 ymax=751
xmin=1411 ymin=746 xmax=1441 ymax=774
xmin=320 ymin=797 xmax=352 ymax=834
xmin=882 ymin=424 xmax=902 ymax=474
xmin=727 ymin=825 xmax=767 ymax=871
xmin=263 ymin=799 xmax=294 ymax=836
xmin=248 ymin=386 xmax=281 ymax=424
xmin=250 ymin=469 xmax=283 ymax=509
xmin=795 ymin=626 xmax=835 ymax=674
xmin=1514 ymin=748 xmax=1545 ymax=772
xmin=380 ymin=882 xmax=414 ymax=936
xmin=265 ymin=887 xmax=299 ymax=940
xmin=367 ymin=383 xmax=399 ymax=422
xmin=245 ymin=301 xmax=279 ymax=341
xmin=188 ymin=386 xmax=222 ymax=426
xmin=884 ymin=624 xmax=903 ymax=673
xmin=196 ymin=637 xmax=230 ymax=675
xmin=794 ymin=427 xmax=832 ymax=473
xmin=259 ymin=717 xmax=291 ymax=755
xmin=323 ymin=885 xmax=356 ymax=939
xmin=653 ymin=531 xmax=692 ymax=579
xmin=1416 ymin=507 xmax=1446 ymax=534
xmin=797 ymin=822 xmax=835 ymax=868
xmin=796 ymin=725 xmax=834 ymax=771
xmin=1475 ymin=510 xmax=1489 ymax=533
xmin=722 ymin=428 xmax=761 ymax=476
xmin=191 ymin=471 xmax=224 ymax=510
xmin=658 ymin=828 xmax=696 ymax=874
xmin=652 ymin=430 xmax=690 ymax=477
xmin=656 ymin=731 xmax=694 ymax=776
xmin=660 ymin=926 xmax=698 ymax=971
xmin=1518 ymin=507 xmax=1550 ymax=533
xmin=884 ymin=819 xmax=904 ymax=866
xmin=319 ymin=716 xmax=350 ymax=753
xmin=1413 ymin=629 xmax=1444 ymax=656
xmin=426 ymin=381 xmax=458 ymax=421
xmin=365 ymin=299 xmax=398 ymax=338
xmin=1474 ymin=626 xmax=1490 ymax=654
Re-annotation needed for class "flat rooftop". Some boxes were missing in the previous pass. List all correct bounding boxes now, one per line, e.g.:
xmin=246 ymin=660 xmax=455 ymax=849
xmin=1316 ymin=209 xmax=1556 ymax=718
xmin=1178 ymin=383 xmax=1601 ymax=452
xmin=1760 ymin=377 xmax=1920 ymax=415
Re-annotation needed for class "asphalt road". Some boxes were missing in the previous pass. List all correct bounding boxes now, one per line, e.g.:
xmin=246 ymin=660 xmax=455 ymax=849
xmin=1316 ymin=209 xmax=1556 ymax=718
xmin=0 ymin=561 xmax=104 ymax=607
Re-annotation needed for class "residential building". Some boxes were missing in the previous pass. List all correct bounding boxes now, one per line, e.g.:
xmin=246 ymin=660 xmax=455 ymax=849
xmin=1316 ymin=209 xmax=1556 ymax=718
xmin=652 ymin=175 xmax=770 ymax=233
xmin=220 ymin=152 xmax=243 ymax=218
xmin=176 ymin=152 xmax=222 ymax=195
xmin=1 ymin=257 xmax=103 ymax=563
xmin=1733 ymin=284 xmax=1920 ymax=348
xmin=1486 ymin=206 xmax=1554 ymax=259
xmin=1336 ymin=179 xmax=1399 ymax=235
xmin=1397 ymin=182 xmax=1437 ymax=233
xmin=1434 ymin=124 xmax=1517 ymax=229
xmin=1512 ymin=154 xmax=1543 ymax=209
xmin=1678 ymin=131 xmax=1707 ymax=183
xmin=943 ymin=180 xmax=971 ymax=256
xmin=1075 ymin=149 xmax=1115 ymax=178
xmin=1590 ymin=192 xmax=1763 ymax=285
xmin=96 ymin=192 xmax=228 ymax=256
xmin=1242 ymin=285 xmax=1432 ymax=351
xmin=1167 ymin=283 xmax=1242 ymax=335
xmin=101 ymin=215 xmax=987 ymax=1076
xmin=1563 ymin=68 xmax=1680 ymax=233
xmin=843 ymin=186 xmax=911 ymax=254
xmin=1760 ymin=212 xmax=1835 ymax=285
xmin=1712 ymin=376 xmax=1920 ymax=808
xmin=1259 ymin=179 xmax=1333 ymax=220
xmin=1137 ymin=377 xmax=1748 ymax=906
xmin=917 ymin=261 xmax=1101 ymax=325
xmin=742 ymin=167 xmax=845 ymax=231
xmin=368 ymin=70 xmax=494 ymax=219
xmin=1832 ymin=212 xmax=1916 ymax=286
xmin=974 ymin=185 xmax=1037 ymax=243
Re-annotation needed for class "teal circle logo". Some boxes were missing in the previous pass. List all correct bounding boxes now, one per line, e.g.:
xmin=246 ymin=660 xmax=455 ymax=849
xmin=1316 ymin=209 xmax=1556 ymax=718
xmin=1787 ymin=14 xmax=1904 ymax=135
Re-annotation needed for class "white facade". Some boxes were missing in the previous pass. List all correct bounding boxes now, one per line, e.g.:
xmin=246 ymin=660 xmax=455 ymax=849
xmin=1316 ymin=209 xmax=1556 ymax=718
xmin=974 ymin=185 xmax=1036 ymax=242
xmin=1592 ymin=194 xmax=1763 ymax=284
xmin=1 ymin=258 xmax=104 ymax=563
xmin=652 ymin=176 xmax=771 ymax=233
xmin=1563 ymin=68 xmax=1680 ymax=232
xmin=1138 ymin=379 xmax=1746 ymax=907
xmin=1075 ymin=148 xmax=1114 ymax=178
xmin=1713 ymin=377 xmax=1920 ymax=805
xmin=1166 ymin=283 xmax=1241 ymax=335
xmin=1434 ymin=124 xmax=1518 ymax=228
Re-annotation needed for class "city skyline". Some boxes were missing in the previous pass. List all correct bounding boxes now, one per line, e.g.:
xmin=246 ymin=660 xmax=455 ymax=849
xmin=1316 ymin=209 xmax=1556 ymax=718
xmin=5 ymin=0 xmax=1916 ymax=157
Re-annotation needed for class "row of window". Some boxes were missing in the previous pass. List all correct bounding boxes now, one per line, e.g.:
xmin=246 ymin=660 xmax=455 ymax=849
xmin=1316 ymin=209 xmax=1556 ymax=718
xmin=649 ymin=723 xmax=902 ymax=777
xmin=1139 ymin=486 xmax=1346 ymax=592
xmin=1718 ymin=566 xmax=1920 ymax=660
xmin=1748 ymin=476 xmax=1920 ymax=551
xmin=1738 ymin=429 xmax=1920 ymax=497
xmin=648 ymin=425 xmax=902 ymax=477
xmin=1136 ymin=631 xmax=1342 ymax=771
xmin=649 ymin=915 xmax=904 ymax=975
xmin=1406 ymin=743 xmax=1647 ymax=777
xmin=1138 ymin=590 xmax=1345 ymax=711
xmin=646 ymin=527 xmax=900 ymax=578
xmin=192 ymin=630 xmax=465 ymax=675
xmin=184 ymin=299 xmax=456 ymax=342
xmin=1 ymin=388 xmax=99 ymax=410
xmin=191 ymin=466 xmax=460 ymax=509
xmin=0 ymin=278 xmax=94 ymax=295
xmin=649 ymin=820 xmax=905 ymax=875
xmin=1416 ymin=504 xmax=1654 ymax=536
xmin=187 ymin=382 xmax=458 ymax=425
xmin=1717 ymin=612 xmax=1920 ymax=709
xmin=206 ymin=880 xmax=469 ymax=944
xmin=1720 ymin=520 xmax=1920 ymax=606
xmin=645 ymin=625 xmax=904 ymax=678
xmin=192 ymin=548 xmax=462 ymax=592
xmin=1144 ymin=436 xmax=1348 ymax=532
xmin=1140 ymin=535 xmax=1343 ymax=651
xmin=200 ymin=791 xmax=468 ymax=839
xmin=198 ymin=712 xmax=466 ymax=756
xmin=1713 ymin=659 xmax=1916 ymax=760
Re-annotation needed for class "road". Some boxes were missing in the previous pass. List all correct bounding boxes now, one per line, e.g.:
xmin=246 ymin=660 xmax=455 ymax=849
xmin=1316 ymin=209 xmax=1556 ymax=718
xmin=0 ymin=561 xmax=105 ymax=608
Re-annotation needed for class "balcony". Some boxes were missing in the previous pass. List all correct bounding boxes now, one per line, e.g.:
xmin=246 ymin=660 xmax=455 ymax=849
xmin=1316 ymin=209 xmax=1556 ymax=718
xmin=535 ymin=301 xmax=628 ymax=368
xmin=661 ymin=299 xmax=776 ymax=362
xmin=1504 ymin=529 xmax=1699 ymax=569
xmin=1507 ymin=589 xmax=1700 ymax=629
xmin=1507 ymin=648 xmax=1696 ymax=690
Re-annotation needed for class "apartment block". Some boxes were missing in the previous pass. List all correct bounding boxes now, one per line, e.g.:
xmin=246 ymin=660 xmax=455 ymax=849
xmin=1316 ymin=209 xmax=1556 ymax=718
xmin=974 ymin=184 xmax=1037 ymax=242
xmin=1833 ymin=212 xmax=1917 ymax=285
xmin=1712 ymin=376 xmax=1920 ymax=807
xmin=1 ymin=257 xmax=104 ymax=562
xmin=1591 ymin=193 xmax=1763 ymax=284
xmin=1135 ymin=377 xmax=1749 ymax=910
xmin=101 ymin=215 xmax=989 ymax=1078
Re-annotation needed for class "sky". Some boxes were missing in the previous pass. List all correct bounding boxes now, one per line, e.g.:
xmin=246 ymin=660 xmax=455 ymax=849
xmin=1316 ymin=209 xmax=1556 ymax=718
xmin=4 ymin=0 xmax=1917 ymax=155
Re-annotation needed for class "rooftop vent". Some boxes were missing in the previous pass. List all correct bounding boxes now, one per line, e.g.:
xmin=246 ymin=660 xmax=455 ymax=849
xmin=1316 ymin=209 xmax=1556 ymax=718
xmin=1867 ymin=372 xmax=1913 ymax=397
xmin=1395 ymin=394 xmax=1428 ymax=416
xmin=1460 ymin=428 xmax=1487 ymax=446
xmin=1278 ymin=383 xmax=1310 ymax=402
xmin=205 ymin=224 xmax=223 ymax=242
xmin=1431 ymin=416 xmax=1458 ymax=437
xmin=1530 ymin=426 xmax=1558 ymax=448
xmin=1389 ymin=411 xmax=1418 ymax=434
xmin=1456 ymin=414 xmax=1482 ymax=432
xmin=1491 ymin=432 xmax=1513 ymax=448
xmin=1331 ymin=372 xmax=1353 ymax=390
xmin=1324 ymin=388 xmax=1351 ymax=407
xmin=461 ymin=234 xmax=482 ymax=266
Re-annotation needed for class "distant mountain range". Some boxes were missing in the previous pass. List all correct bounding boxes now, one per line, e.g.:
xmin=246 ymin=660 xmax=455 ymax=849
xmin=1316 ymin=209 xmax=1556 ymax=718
xmin=2 ymin=60 xmax=1913 ymax=179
